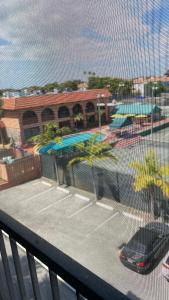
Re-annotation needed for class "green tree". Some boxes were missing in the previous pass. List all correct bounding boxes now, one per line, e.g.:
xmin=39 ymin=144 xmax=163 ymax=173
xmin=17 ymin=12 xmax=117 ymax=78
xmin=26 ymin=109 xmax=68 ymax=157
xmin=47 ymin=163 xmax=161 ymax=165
xmin=31 ymin=123 xmax=73 ymax=149
xmin=31 ymin=122 xmax=61 ymax=147
xmin=44 ymin=82 xmax=59 ymax=92
xmin=88 ymin=76 xmax=132 ymax=98
xmin=31 ymin=122 xmax=63 ymax=184
xmin=59 ymin=80 xmax=82 ymax=91
xmin=73 ymin=113 xmax=83 ymax=128
xmin=129 ymin=150 xmax=169 ymax=218
xmin=56 ymin=127 xmax=72 ymax=137
xmin=68 ymin=134 xmax=117 ymax=200
xmin=144 ymin=81 xmax=165 ymax=97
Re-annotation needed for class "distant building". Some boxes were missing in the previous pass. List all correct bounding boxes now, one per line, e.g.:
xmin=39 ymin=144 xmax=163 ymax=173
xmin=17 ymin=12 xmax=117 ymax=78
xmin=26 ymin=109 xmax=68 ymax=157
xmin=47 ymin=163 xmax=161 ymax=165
xmin=3 ymin=90 xmax=21 ymax=98
xmin=1 ymin=89 xmax=111 ymax=144
xmin=133 ymin=76 xmax=169 ymax=97
xmin=78 ymin=82 xmax=88 ymax=91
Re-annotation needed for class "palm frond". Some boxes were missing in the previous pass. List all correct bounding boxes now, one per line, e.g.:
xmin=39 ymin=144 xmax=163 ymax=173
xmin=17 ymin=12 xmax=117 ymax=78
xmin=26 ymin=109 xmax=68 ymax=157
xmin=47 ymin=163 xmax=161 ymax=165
xmin=129 ymin=161 xmax=147 ymax=174
xmin=159 ymin=165 xmax=169 ymax=177
xmin=94 ymin=153 xmax=117 ymax=162
xmin=155 ymin=179 xmax=169 ymax=198
xmin=68 ymin=134 xmax=117 ymax=168
xmin=74 ymin=142 xmax=86 ymax=152
xmin=53 ymin=137 xmax=62 ymax=144
xmin=68 ymin=156 xmax=86 ymax=167
xmin=133 ymin=175 xmax=154 ymax=192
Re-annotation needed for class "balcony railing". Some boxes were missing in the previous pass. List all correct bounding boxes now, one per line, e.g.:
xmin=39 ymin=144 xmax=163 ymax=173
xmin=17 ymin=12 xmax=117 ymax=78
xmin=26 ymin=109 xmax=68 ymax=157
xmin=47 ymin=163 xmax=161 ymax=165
xmin=0 ymin=210 xmax=129 ymax=300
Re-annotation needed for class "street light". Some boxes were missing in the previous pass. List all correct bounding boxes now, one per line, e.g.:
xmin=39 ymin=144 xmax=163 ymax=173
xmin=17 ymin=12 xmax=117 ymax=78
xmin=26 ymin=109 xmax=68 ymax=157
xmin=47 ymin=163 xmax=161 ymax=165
xmin=151 ymin=82 xmax=158 ymax=140
xmin=97 ymin=94 xmax=105 ymax=136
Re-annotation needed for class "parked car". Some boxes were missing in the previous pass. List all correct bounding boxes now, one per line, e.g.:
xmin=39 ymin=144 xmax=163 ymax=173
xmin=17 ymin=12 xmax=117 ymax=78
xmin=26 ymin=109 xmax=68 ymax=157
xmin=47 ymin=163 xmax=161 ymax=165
xmin=120 ymin=222 xmax=169 ymax=274
xmin=162 ymin=253 xmax=169 ymax=281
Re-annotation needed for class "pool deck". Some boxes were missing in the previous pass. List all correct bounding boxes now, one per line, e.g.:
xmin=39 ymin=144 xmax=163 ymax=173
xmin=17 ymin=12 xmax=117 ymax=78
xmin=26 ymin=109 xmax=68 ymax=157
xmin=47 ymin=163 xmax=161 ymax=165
xmin=22 ymin=117 xmax=169 ymax=153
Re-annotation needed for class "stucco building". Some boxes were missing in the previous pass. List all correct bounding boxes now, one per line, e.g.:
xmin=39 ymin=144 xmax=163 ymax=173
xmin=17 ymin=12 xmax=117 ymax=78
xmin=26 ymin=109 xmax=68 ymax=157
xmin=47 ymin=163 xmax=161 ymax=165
xmin=133 ymin=76 xmax=169 ymax=96
xmin=1 ymin=89 xmax=111 ymax=144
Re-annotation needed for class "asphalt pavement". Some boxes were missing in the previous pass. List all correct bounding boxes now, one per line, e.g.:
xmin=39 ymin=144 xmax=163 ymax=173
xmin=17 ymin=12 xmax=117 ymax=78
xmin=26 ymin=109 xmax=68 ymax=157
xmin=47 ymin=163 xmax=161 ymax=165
xmin=0 ymin=178 xmax=169 ymax=300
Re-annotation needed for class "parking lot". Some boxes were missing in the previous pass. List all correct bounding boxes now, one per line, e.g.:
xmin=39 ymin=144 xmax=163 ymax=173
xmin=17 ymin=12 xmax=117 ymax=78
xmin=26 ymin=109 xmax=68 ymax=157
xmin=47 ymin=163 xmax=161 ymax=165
xmin=0 ymin=178 xmax=169 ymax=300
xmin=144 ymin=126 xmax=169 ymax=145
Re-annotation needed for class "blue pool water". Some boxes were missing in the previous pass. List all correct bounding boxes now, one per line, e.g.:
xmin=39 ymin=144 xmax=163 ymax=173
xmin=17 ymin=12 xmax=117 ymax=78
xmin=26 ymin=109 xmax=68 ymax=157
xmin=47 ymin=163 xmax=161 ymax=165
xmin=39 ymin=133 xmax=105 ymax=154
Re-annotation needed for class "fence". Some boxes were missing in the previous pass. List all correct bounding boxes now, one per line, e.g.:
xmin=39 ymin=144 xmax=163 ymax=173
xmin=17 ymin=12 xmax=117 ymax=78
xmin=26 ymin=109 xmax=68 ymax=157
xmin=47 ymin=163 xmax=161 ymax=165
xmin=40 ymin=152 xmax=169 ymax=216
xmin=0 ymin=148 xmax=15 ymax=159
xmin=0 ymin=155 xmax=40 ymax=189
xmin=40 ymin=154 xmax=153 ymax=213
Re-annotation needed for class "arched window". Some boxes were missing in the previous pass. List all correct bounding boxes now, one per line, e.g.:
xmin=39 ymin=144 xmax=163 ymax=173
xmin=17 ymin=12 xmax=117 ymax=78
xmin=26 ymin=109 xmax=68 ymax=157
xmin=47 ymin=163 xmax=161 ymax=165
xmin=86 ymin=102 xmax=95 ymax=113
xmin=58 ymin=106 xmax=70 ymax=118
xmin=22 ymin=111 xmax=38 ymax=125
xmin=72 ymin=104 xmax=82 ymax=115
xmin=87 ymin=115 xmax=96 ymax=128
xmin=41 ymin=108 xmax=54 ymax=122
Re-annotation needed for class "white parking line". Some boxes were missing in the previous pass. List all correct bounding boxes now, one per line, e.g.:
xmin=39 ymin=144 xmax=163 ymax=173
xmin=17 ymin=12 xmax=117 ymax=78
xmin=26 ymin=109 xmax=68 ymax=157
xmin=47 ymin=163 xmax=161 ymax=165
xmin=122 ymin=212 xmax=143 ymax=222
xmin=37 ymin=194 xmax=72 ymax=214
xmin=68 ymin=203 xmax=93 ymax=218
xmin=57 ymin=186 xmax=70 ymax=194
xmin=86 ymin=212 xmax=119 ymax=238
xmin=32 ymin=180 xmax=41 ymax=185
xmin=41 ymin=180 xmax=52 ymax=187
xmin=74 ymin=193 xmax=90 ymax=201
xmin=24 ymin=187 xmax=55 ymax=202
xmin=96 ymin=202 xmax=114 ymax=211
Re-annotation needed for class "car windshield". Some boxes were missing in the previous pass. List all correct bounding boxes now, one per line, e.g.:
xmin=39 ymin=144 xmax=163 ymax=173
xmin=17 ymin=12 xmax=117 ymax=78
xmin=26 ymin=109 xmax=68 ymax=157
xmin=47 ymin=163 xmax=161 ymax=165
xmin=127 ymin=240 xmax=147 ymax=254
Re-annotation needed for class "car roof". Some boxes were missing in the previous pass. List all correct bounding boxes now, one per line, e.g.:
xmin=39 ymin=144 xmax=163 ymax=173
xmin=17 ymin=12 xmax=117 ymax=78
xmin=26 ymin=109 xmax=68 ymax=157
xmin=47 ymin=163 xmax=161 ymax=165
xmin=131 ymin=228 xmax=158 ymax=246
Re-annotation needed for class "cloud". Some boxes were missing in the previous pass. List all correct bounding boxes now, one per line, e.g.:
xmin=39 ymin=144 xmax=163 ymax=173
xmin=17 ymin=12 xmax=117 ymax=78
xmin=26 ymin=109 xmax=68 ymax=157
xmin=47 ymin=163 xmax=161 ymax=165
xmin=0 ymin=0 xmax=168 ymax=87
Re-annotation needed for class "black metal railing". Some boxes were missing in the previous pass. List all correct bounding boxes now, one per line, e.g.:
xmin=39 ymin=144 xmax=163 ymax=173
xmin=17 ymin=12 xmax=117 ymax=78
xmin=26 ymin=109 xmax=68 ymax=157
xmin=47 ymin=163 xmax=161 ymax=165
xmin=0 ymin=210 xmax=129 ymax=300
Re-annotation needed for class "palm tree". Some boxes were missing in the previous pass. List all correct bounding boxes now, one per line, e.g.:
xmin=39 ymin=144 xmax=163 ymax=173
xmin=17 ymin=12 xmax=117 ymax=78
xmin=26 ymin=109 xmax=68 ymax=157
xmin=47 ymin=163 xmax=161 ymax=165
xmin=68 ymin=134 xmax=117 ymax=200
xmin=129 ymin=149 xmax=169 ymax=218
xmin=31 ymin=123 xmax=62 ymax=184
xmin=73 ymin=113 xmax=83 ymax=128
xmin=31 ymin=122 xmax=62 ymax=150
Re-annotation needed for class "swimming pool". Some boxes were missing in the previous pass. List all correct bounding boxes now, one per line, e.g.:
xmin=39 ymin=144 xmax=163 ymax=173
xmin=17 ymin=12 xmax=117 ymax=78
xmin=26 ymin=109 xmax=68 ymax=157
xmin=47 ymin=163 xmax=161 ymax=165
xmin=39 ymin=133 xmax=105 ymax=154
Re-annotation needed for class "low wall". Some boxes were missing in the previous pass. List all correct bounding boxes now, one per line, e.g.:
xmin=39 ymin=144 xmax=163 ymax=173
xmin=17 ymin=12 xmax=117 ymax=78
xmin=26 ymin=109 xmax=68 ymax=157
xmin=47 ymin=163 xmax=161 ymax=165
xmin=140 ymin=120 xmax=169 ymax=136
xmin=0 ymin=155 xmax=41 ymax=189
xmin=0 ymin=148 xmax=15 ymax=159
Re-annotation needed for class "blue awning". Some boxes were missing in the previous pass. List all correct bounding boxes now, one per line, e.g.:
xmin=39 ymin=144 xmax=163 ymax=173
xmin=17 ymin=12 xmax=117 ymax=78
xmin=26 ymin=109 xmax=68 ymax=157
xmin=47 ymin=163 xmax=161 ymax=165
xmin=109 ymin=117 xmax=128 ymax=129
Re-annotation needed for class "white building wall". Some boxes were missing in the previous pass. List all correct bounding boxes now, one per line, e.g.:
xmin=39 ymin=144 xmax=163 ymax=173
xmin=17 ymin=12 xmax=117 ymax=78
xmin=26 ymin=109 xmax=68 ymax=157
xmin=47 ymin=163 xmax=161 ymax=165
xmin=133 ymin=83 xmax=144 ymax=96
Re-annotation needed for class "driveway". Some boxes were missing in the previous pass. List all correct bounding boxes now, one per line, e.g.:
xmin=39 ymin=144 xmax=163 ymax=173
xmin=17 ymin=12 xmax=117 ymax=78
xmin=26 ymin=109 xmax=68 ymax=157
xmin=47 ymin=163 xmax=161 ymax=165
xmin=0 ymin=178 xmax=169 ymax=300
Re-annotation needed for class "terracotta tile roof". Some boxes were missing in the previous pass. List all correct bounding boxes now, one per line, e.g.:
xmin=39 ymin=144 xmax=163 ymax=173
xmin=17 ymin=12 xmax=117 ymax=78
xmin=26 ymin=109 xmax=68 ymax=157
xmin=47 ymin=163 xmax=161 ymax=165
xmin=2 ymin=89 xmax=111 ymax=111
xmin=133 ymin=76 xmax=169 ymax=84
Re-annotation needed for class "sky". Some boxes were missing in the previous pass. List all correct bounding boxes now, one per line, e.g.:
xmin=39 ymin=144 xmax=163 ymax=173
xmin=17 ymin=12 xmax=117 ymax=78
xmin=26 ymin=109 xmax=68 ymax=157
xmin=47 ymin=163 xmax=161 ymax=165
xmin=0 ymin=0 xmax=169 ymax=89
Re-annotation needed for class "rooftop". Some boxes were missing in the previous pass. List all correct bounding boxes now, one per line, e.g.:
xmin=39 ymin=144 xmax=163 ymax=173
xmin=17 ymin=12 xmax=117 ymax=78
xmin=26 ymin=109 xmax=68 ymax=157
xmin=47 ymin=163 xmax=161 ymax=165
xmin=2 ymin=89 xmax=111 ymax=111
xmin=133 ymin=76 xmax=169 ymax=84
xmin=132 ymin=228 xmax=158 ymax=245
xmin=116 ymin=103 xmax=161 ymax=115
